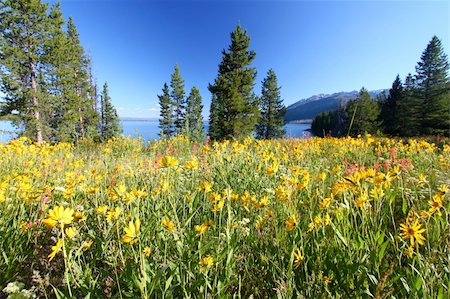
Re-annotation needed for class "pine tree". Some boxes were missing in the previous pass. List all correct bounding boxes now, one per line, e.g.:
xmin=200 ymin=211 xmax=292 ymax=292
xmin=184 ymin=86 xmax=205 ymax=142
xmin=380 ymin=75 xmax=403 ymax=135
xmin=208 ymin=25 xmax=259 ymax=140
xmin=344 ymin=88 xmax=381 ymax=137
xmin=58 ymin=17 xmax=98 ymax=141
xmin=0 ymin=0 xmax=53 ymax=143
xmin=397 ymin=74 xmax=421 ymax=136
xmin=311 ymin=110 xmax=338 ymax=137
xmin=158 ymin=83 xmax=173 ymax=138
xmin=100 ymin=82 xmax=121 ymax=140
xmin=256 ymin=69 xmax=286 ymax=139
xmin=415 ymin=36 xmax=449 ymax=135
xmin=170 ymin=64 xmax=185 ymax=135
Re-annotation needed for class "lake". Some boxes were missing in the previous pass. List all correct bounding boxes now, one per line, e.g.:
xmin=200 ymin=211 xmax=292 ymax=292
xmin=0 ymin=120 xmax=311 ymax=143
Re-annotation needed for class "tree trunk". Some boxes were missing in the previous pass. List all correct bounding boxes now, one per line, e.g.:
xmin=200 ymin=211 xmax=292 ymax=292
xmin=30 ymin=61 xmax=43 ymax=143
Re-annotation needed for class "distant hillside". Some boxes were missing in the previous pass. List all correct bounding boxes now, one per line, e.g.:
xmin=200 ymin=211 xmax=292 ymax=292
xmin=284 ymin=90 xmax=386 ymax=122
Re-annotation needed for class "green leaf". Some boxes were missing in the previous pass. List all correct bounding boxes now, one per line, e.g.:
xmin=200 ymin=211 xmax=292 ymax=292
xmin=378 ymin=240 xmax=389 ymax=264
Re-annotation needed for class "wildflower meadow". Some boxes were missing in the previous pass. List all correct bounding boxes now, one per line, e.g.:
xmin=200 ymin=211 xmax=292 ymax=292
xmin=1 ymin=135 xmax=449 ymax=298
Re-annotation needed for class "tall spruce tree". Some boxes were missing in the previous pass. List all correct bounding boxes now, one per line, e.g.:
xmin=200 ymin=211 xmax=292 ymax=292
xmin=58 ymin=17 xmax=98 ymax=141
xmin=170 ymin=64 xmax=185 ymax=135
xmin=396 ymin=74 xmax=421 ymax=136
xmin=208 ymin=25 xmax=259 ymax=140
xmin=256 ymin=69 xmax=286 ymax=139
xmin=0 ymin=0 xmax=52 ymax=143
xmin=415 ymin=36 xmax=449 ymax=135
xmin=380 ymin=75 xmax=403 ymax=135
xmin=158 ymin=83 xmax=173 ymax=138
xmin=184 ymin=86 xmax=205 ymax=142
xmin=344 ymin=88 xmax=381 ymax=137
xmin=100 ymin=82 xmax=121 ymax=140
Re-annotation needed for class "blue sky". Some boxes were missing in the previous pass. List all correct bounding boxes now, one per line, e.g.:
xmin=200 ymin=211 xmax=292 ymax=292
xmin=48 ymin=0 xmax=448 ymax=118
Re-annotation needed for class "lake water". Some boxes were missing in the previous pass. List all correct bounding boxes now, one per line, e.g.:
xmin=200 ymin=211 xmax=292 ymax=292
xmin=0 ymin=120 xmax=311 ymax=143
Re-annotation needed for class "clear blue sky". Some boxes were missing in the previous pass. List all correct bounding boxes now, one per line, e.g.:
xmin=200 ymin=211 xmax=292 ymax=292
xmin=48 ymin=0 xmax=448 ymax=118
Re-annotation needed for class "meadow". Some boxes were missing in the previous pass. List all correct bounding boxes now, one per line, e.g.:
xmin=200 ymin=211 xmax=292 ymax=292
xmin=0 ymin=135 xmax=449 ymax=298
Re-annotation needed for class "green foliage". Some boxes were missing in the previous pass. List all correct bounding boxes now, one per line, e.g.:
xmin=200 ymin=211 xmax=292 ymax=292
xmin=170 ymin=64 xmax=186 ymax=135
xmin=208 ymin=25 xmax=259 ymax=140
xmin=158 ymin=83 xmax=174 ymax=138
xmin=256 ymin=69 xmax=286 ymax=139
xmin=415 ymin=36 xmax=450 ymax=135
xmin=311 ymin=110 xmax=338 ymax=137
xmin=380 ymin=75 xmax=403 ymax=135
xmin=184 ymin=86 xmax=205 ymax=142
xmin=0 ymin=0 xmax=53 ymax=142
xmin=0 ymin=0 xmax=101 ymax=143
xmin=344 ymin=88 xmax=381 ymax=137
xmin=396 ymin=74 xmax=422 ymax=136
xmin=100 ymin=82 xmax=121 ymax=140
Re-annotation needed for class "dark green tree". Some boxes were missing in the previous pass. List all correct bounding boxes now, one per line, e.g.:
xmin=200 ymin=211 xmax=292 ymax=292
xmin=158 ymin=83 xmax=174 ymax=138
xmin=256 ymin=69 xmax=286 ymax=139
xmin=170 ymin=64 xmax=185 ymax=135
xmin=100 ymin=82 xmax=121 ymax=140
xmin=344 ymin=88 xmax=381 ymax=137
xmin=56 ymin=17 xmax=98 ymax=142
xmin=0 ymin=0 xmax=52 ymax=143
xmin=397 ymin=74 xmax=421 ymax=136
xmin=208 ymin=25 xmax=259 ymax=140
xmin=311 ymin=110 xmax=338 ymax=137
xmin=380 ymin=75 xmax=403 ymax=135
xmin=415 ymin=36 xmax=449 ymax=135
xmin=184 ymin=86 xmax=205 ymax=142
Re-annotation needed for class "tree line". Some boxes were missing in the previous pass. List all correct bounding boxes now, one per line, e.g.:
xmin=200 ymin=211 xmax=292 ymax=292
xmin=158 ymin=25 xmax=287 ymax=141
xmin=312 ymin=36 xmax=449 ymax=137
xmin=0 ymin=0 xmax=121 ymax=143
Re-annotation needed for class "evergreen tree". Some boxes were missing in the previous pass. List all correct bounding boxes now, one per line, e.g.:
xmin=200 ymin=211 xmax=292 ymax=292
xmin=311 ymin=110 xmax=338 ymax=137
xmin=397 ymin=74 xmax=421 ymax=136
xmin=184 ymin=86 xmax=205 ymax=142
xmin=208 ymin=25 xmax=259 ymax=140
xmin=415 ymin=36 xmax=449 ymax=135
xmin=170 ymin=64 xmax=185 ymax=135
xmin=380 ymin=75 xmax=403 ymax=135
xmin=256 ymin=69 xmax=286 ymax=139
xmin=100 ymin=82 xmax=121 ymax=140
xmin=344 ymin=88 xmax=381 ymax=137
xmin=158 ymin=83 xmax=173 ymax=138
xmin=0 ymin=0 xmax=52 ymax=143
xmin=57 ymin=17 xmax=98 ymax=141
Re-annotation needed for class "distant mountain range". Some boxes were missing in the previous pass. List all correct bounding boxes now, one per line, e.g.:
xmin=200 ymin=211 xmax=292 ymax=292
xmin=284 ymin=89 xmax=387 ymax=123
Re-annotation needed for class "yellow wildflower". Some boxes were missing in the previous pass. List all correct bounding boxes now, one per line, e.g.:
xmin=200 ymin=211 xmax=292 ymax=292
xmin=48 ymin=238 xmax=63 ymax=261
xmin=428 ymin=193 xmax=443 ymax=216
xmin=293 ymin=248 xmax=304 ymax=268
xmin=106 ymin=207 xmax=123 ymax=221
xmin=143 ymin=246 xmax=151 ymax=257
xmin=121 ymin=219 xmax=140 ymax=244
xmin=74 ymin=211 xmax=86 ymax=222
xmin=96 ymin=205 xmax=108 ymax=215
xmin=162 ymin=217 xmax=175 ymax=232
xmin=82 ymin=239 xmax=93 ymax=251
xmin=285 ymin=214 xmax=297 ymax=232
xmin=199 ymin=181 xmax=213 ymax=193
xmin=400 ymin=220 xmax=426 ymax=246
xmin=42 ymin=206 xmax=74 ymax=228
xmin=194 ymin=220 xmax=210 ymax=236
xmin=159 ymin=156 xmax=178 ymax=167
xmin=65 ymin=227 xmax=78 ymax=239
xmin=199 ymin=256 xmax=214 ymax=270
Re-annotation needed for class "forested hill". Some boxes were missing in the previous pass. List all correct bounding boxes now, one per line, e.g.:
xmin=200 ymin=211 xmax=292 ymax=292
xmin=284 ymin=90 xmax=386 ymax=122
